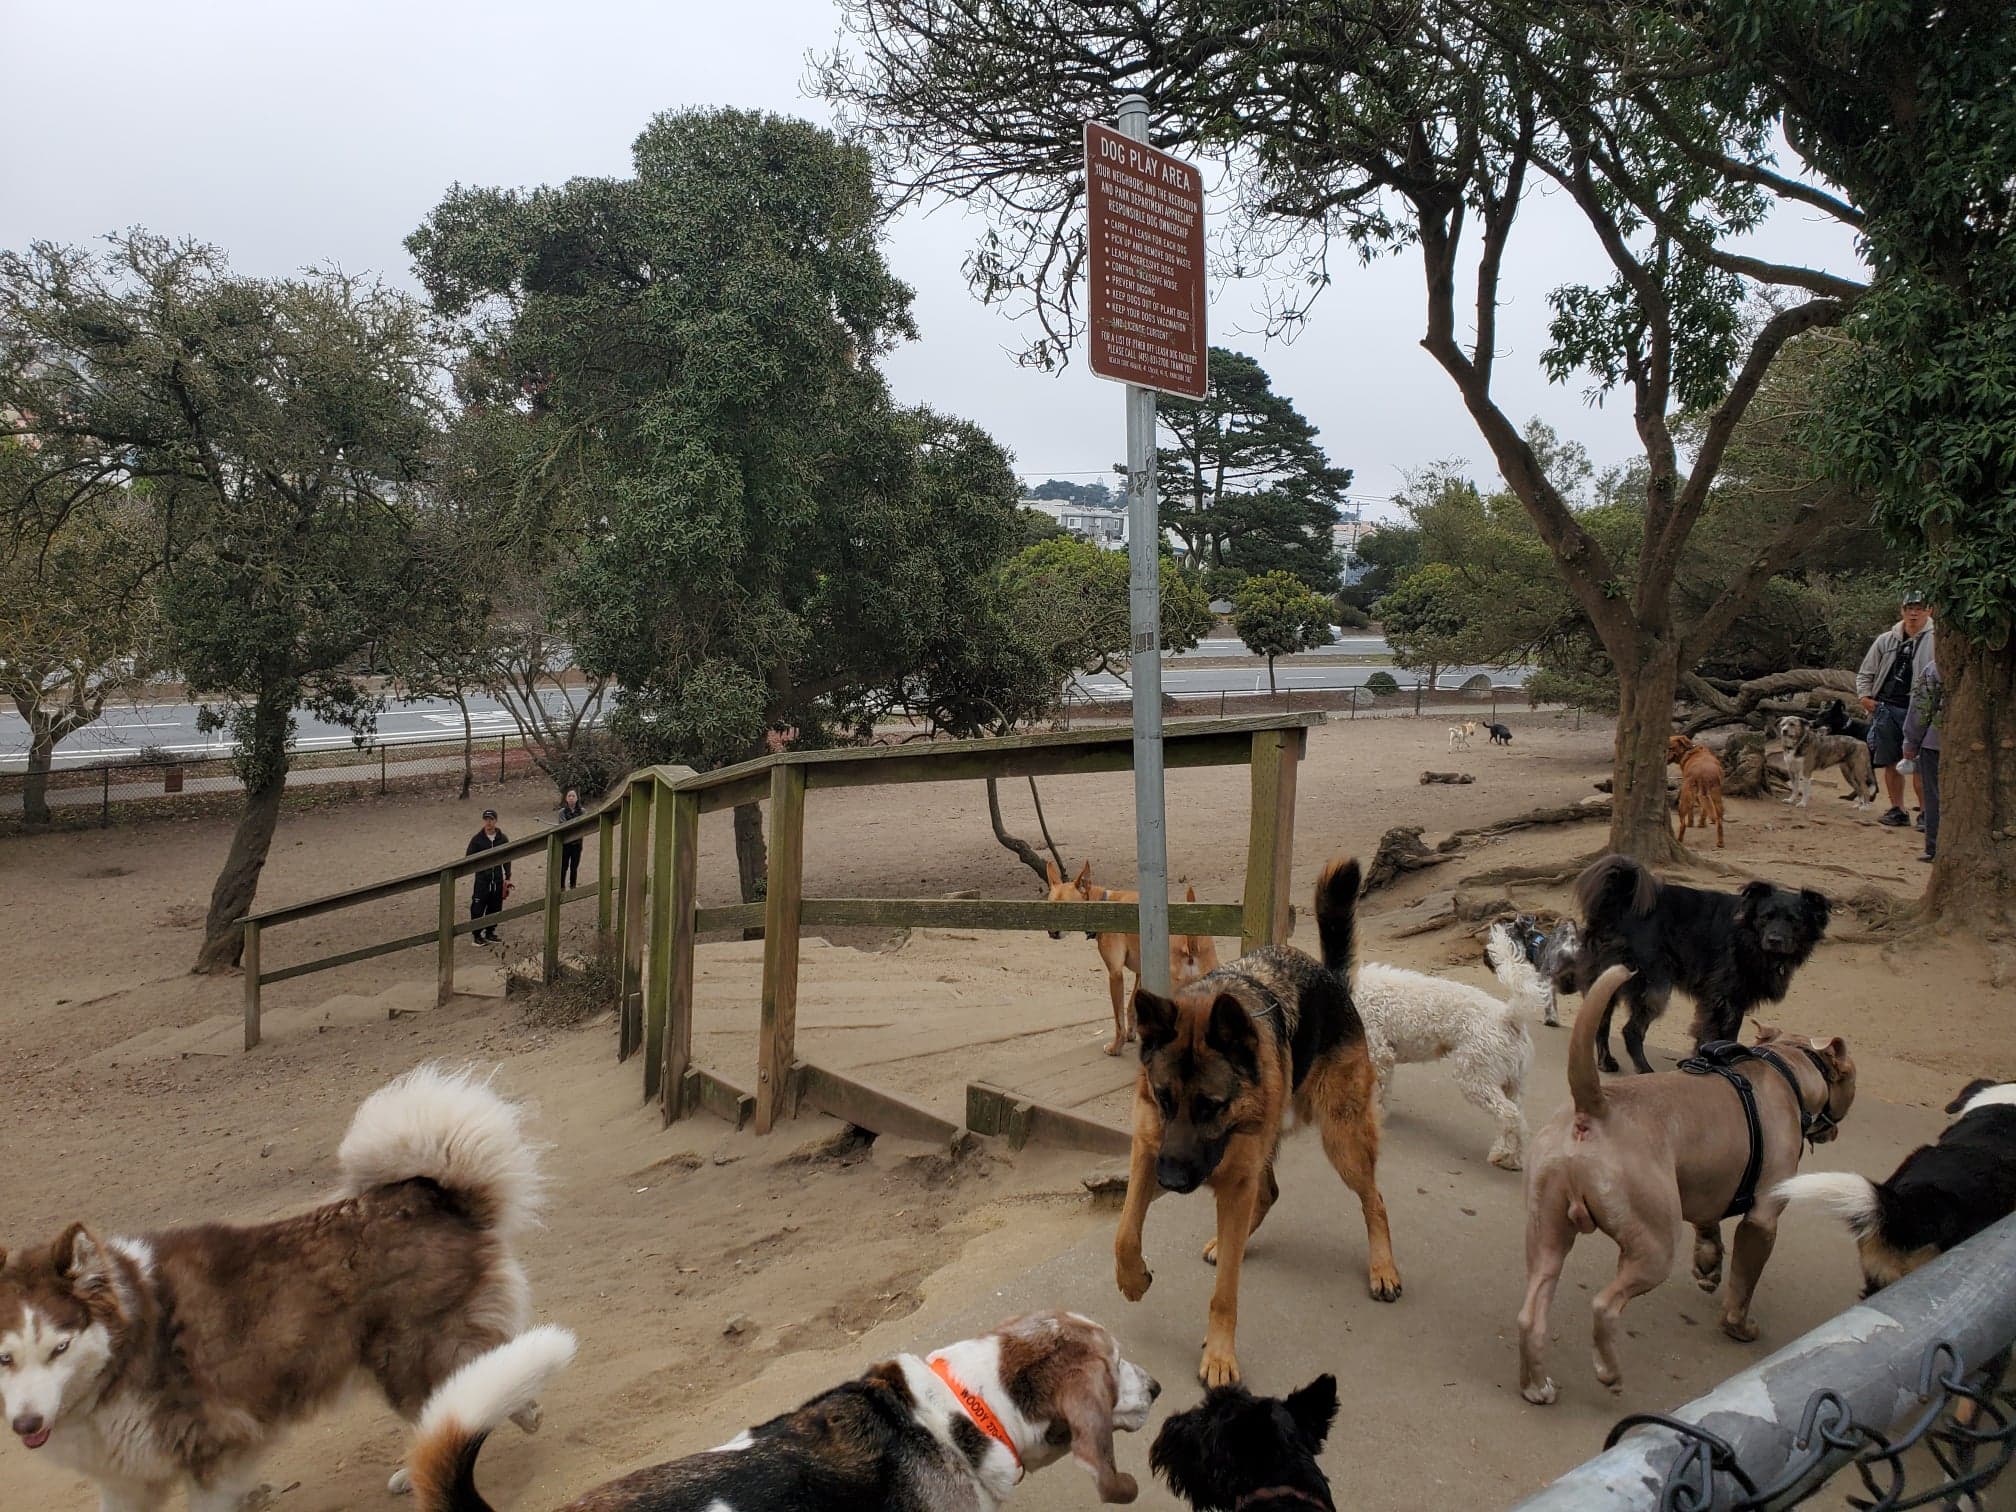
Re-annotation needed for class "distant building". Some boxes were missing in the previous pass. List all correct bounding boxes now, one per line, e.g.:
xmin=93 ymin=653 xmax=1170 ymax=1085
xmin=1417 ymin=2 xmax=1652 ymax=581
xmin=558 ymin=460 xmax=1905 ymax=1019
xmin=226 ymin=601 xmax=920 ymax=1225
xmin=1334 ymin=516 xmax=1383 ymax=588
xmin=1021 ymin=497 xmax=1128 ymax=550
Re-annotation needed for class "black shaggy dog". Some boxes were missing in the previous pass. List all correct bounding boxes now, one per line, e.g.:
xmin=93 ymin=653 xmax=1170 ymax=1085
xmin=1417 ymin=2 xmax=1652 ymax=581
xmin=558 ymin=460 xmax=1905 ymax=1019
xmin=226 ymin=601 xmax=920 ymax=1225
xmin=1778 ymin=1079 xmax=2016 ymax=1296
xmin=1815 ymin=697 xmax=1872 ymax=742
xmin=1570 ymin=854 xmax=1831 ymax=1075
xmin=1151 ymin=1375 xmax=1338 ymax=1512
xmin=1486 ymin=721 xmax=1513 ymax=745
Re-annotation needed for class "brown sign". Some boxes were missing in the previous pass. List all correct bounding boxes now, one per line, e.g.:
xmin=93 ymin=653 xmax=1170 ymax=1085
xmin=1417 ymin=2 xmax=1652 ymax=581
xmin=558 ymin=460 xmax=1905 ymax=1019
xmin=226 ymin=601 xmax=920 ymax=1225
xmin=1084 ymin=121 xmax=1208 ymax=400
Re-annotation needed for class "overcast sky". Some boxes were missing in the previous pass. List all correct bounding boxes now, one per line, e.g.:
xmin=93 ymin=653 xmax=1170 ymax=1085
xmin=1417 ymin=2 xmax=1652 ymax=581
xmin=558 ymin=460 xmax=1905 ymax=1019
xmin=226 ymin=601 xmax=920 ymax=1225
xmin=3 ymin=1 xmax=1863 ymax=517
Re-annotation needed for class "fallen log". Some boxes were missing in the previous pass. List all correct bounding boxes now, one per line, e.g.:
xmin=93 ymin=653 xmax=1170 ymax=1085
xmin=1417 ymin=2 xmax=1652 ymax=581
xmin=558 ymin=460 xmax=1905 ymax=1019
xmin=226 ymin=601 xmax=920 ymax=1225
xmin=1420 ymin=770 xmax=1476 ymax=785
xmin=1360 ymin=825 xmax=1456 ymax=895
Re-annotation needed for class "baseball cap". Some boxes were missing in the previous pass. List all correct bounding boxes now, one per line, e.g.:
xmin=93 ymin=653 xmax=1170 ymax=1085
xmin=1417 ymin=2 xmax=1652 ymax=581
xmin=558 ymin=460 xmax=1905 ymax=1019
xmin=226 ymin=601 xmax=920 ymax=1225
xmin=482 ymin=808 xmax=498 ymax=819
xmin=1901 ymin=589 xmax=1929 ymax=606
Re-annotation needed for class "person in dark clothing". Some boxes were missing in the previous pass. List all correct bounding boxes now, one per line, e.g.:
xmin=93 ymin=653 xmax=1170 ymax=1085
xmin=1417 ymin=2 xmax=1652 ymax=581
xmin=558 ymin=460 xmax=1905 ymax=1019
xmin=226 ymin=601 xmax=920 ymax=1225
xmin=466 ymin=808 xmax=512 ymax=944
xmin=558 ymin=787 xmax=585 ymax=890
xmin=1855 ymin=594 xmax=1935 ymax=829
xmin=1903 ymin=660 xmax=1943 ymax=864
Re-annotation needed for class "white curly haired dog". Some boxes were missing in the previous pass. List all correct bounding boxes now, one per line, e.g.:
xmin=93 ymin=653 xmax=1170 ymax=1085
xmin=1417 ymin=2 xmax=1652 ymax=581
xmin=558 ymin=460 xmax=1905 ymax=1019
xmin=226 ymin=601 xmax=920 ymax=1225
xmin=1355 ymin=923 xmax=1551 ymax=1170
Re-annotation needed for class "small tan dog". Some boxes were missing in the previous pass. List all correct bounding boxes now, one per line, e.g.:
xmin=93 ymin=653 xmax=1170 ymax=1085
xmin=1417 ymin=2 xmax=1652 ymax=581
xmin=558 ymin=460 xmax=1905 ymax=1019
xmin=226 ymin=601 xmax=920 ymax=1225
xmin=1045 ymin=860 xmax=1220 ymax=1056
xmin=1517 ymin=967 xmax=1856 ymax=1404
xmin=1667 ymin=733 xmax=1727 ymax=848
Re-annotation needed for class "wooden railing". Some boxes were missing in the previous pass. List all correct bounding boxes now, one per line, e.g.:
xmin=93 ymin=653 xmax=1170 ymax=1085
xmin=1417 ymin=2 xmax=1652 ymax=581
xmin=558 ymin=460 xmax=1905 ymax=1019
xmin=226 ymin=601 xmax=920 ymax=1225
xmin=238 ymin=713 xmax=1319 ymax=1147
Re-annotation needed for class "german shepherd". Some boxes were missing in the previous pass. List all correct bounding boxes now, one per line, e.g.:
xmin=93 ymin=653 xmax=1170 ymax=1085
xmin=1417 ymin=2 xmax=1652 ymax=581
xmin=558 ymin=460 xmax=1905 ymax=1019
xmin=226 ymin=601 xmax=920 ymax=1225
xmin=1112 ymin=857 xmax=1400 ymax=1387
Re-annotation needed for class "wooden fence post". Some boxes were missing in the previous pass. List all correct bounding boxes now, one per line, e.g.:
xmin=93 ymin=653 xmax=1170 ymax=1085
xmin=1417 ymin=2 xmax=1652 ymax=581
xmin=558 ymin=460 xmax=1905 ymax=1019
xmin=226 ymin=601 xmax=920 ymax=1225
xmin=1241 ymin=729 xmax=1302 ymax=952
xmin=660 ymin=790 xmax=700 ymax=1123
xmin=755 ymin=764 xmax=807 ymax=1134
xmin=616 ymin=779 xmax=650 ymax=1059
xmin=596 ymin=810 xmax=616 ymax=949
xmin=242 ymin=920 xmax=261 ymax=1050
xmin=543 ymin=831 xmax=564 ymax=983
xmin=642 ymin=781 xmax=675 ymax=1102
xmin=437 ymin=867 xmax=456 ymax=1006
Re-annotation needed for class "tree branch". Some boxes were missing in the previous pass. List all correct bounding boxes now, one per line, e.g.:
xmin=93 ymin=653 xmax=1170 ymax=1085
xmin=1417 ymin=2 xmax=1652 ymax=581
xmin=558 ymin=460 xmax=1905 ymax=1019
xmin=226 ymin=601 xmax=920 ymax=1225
xmin=1681 ymin=486 xmax=1863 ymax=663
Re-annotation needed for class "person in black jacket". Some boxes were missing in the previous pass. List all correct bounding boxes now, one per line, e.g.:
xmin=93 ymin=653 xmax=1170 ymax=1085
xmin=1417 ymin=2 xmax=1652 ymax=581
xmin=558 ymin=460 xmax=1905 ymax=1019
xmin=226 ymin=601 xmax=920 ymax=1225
xmin=557 ymin=787 xmax=585 ymax=890
xmin=466 ymin=808 xmax=512 ymax=944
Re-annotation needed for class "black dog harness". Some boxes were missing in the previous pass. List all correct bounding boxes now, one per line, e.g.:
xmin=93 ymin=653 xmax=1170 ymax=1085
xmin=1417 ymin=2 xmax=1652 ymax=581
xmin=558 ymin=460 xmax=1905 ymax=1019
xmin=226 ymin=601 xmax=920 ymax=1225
xmin=1678 ymin=1041 xmax=1841 ymax=1218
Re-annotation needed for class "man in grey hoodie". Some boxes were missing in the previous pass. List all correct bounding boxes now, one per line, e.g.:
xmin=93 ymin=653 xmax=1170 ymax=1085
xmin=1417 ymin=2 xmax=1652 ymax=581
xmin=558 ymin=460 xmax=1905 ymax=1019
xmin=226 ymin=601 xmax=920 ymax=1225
xmin=1855 ymin=593 xmax=1935 ymax=829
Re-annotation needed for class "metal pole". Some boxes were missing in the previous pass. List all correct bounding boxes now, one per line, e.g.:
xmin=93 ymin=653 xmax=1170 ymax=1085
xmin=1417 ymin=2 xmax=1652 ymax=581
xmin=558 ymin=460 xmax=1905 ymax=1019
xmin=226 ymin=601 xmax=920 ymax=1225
xmin=1118 ymin=93 xmax=1171 ymax=997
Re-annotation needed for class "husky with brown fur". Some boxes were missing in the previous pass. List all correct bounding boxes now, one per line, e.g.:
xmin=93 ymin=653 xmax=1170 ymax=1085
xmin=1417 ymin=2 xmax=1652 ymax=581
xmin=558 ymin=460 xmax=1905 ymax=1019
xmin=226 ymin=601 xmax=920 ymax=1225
xmin=1113 ymin=857 xmax=1400 ymax=1389
xmin=0 ymin=1064 xmax=549 ymax=1510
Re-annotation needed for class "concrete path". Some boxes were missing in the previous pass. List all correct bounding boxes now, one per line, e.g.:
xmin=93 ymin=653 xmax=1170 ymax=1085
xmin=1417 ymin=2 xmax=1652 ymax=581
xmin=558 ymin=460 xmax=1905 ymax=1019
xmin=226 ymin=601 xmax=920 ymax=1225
xmin=924 ymin=1024 xmax=1944 ymax=1510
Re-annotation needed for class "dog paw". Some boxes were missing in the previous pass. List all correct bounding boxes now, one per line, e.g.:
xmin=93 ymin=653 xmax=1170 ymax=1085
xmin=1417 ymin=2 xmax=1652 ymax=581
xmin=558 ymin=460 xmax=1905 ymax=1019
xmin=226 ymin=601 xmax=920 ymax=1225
xmin=1103 ymin=1039 xmax=1125 ymax=1057
xmin=1693 ymin=1270 xmax=1722 ymax=1293
xmin=1368 ymin=1264 xmax=1403 ymax=1302
xmin=1116 ymin=1255 xmax=1154 ymax=1301
xmin=1721 ymin=1315 xmax=1761 ymax=1343
xmin=1521 ymin=1378 xmax=1558 ymax=1406
xmin=1489 ymin=1147 xmax=1523 ymax=1171
xmin=1201 ymin=1237 xmax=1219 ymax=1266
xmin=1598 ymin=1054 xmax=1621 ymax=1074
xmin=510 ymin=1401 xmax=543 ymax=1435
xmin=1198 ymin=1347 xmax=1242 ymax=1388
xmin=388 ymin=1467 xmax=413 ymax=1495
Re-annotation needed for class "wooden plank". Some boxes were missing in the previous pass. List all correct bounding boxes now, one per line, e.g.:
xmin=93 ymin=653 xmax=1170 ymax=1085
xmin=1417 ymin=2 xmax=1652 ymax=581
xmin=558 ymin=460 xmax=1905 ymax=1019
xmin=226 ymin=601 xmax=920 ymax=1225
xmin=694 ymin=902 xmax=766 ymax=934
xmin=966 ymin=1082 xmax=1131 ymax=1158
xmin=543 ymin=831 xmax=564 ymax=984
xmin=686 ymin=1068 xmax=754 ymax=1131
xmin=755 ymin=763 xmax=807 ymax=1134
xmin=436 ymin=868 xmax=456 ymax=1008
xmin=795 ymin=899 xmax=1243 ymax=935
xmin=261 ymin=925 xmax=441 ymax=985
xmin=242 ymin=920 xmax=261 ymax=1051
xmin=672 ymin=711 xmax=1324 ymax=799
xmin=660 ymin=791 xmax=700 ymax=1124
xmin=1242 ymin=729 xmax=1299 ymax=953
xmin=642 ymin=780 xmax=675 ymax=1104
xmin=617 ymin=778 xmax=650 ymax=1060
xmin=596 ymin=810 xmax=616 ymax=946
xmin=796 ymin=1063 xmax=962 ymax=1146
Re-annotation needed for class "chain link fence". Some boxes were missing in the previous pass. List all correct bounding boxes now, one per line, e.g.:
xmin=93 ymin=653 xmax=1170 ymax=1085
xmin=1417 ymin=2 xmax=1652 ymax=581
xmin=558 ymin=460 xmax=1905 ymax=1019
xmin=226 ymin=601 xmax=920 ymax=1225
xmin=2 ymin=730 xmax=547 ymax=830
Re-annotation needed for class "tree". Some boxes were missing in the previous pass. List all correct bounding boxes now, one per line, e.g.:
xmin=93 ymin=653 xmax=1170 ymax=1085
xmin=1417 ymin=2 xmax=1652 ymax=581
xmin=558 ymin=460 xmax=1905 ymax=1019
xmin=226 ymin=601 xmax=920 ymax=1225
xmin=1231 ymin=571 xmax=1333 ymax=693
xmin=0 ymin=465 xmax=159 ymax=825
xmin=1 ymin=235 xmax=443 ymax=968
xmin=996 ymin=534 xmax=1213 ymax=685
xmin=1029 ymin=477 xmax=1115 ymax=507
xmin=816 ymin=1 xmax=1871 ymax=862
xmin=1612 ymin=2 xmax=2016 ymax=941
xmin=1374 ymin=563 xmax=1470 ymax=691
xmin=1345 ymin=522 xmax=1422 ymax=612
xmin=409 ymin=113 xmax=1032 ymax=899
xmin=1157 ymin=346 xmax=1351 ymax=595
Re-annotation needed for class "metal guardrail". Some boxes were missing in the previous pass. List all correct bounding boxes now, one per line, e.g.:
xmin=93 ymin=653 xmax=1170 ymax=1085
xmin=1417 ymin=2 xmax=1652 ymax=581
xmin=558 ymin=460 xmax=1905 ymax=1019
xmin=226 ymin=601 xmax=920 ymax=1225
xmin=1515 ymin=1212 xmax=2016 ymax=1511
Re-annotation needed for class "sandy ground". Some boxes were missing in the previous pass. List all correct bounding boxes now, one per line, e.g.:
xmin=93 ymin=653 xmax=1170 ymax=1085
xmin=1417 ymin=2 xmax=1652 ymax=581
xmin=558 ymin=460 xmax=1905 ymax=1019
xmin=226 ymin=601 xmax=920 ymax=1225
xmin=0 ymin=709 xmax=2003 ymax=1510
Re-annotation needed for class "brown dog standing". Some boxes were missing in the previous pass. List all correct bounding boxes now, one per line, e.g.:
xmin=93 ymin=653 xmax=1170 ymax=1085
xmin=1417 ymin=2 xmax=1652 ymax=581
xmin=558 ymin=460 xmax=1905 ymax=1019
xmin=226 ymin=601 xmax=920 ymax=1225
xmin=1518 ymin=968 xmax=1856 ymax=1404
xmin=1113 ymin=857 xmax=1399 ymax=1388
xmin=1045 ymin=861 xmax=1220 ymax=1055
xmin=1667 ymin=734 xmax=1726 ymax=848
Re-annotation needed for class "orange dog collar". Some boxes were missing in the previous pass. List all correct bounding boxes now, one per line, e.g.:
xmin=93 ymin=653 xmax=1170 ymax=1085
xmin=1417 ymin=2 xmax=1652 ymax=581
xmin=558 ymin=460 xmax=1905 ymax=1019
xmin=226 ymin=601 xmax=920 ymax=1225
xmin=929 ymin=1356 xmax=1024 ymax=1477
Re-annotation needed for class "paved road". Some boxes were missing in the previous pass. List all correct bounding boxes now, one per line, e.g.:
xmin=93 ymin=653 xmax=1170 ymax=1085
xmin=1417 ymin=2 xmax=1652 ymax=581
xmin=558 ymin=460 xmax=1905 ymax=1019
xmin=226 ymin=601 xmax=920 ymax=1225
xmin=1077 ymin=659 xmax=1522 ymax=697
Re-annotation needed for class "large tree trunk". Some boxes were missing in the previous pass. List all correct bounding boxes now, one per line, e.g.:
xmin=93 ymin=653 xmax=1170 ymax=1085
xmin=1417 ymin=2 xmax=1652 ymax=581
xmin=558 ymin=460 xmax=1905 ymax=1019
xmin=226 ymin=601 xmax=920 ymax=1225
xmin=1924 ymin=628 xmax=2016 ymax=974
xmin=1609 ymin=643 xmax=1685 ymax=864
xmin=454 ymin=684 xmax=473 ymax=800
xmin=194 ymin=695 xmax=290 ymax=973
xmin=21 ymin=723 xmax=55 ymax=827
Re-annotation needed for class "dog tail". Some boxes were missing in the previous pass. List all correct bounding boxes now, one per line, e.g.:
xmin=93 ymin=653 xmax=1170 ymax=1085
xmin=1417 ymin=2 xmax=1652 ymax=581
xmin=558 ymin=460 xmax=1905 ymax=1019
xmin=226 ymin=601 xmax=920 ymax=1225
xmin=1313 ymin=856 xmax=1362 ymax=977
xmin=1574 ymin=854 xmax=1656 ymax=929
xmin=338 ymin=1064 xmax=544 ymax=1239
xmin=1773 ymin=1173 xmax=1885 ymax=1238
xmin=407 ymin=1327 xmax=577 ymax=1512
xmin=1486 ymin=923 xmax=1551 ymax=1020
xmin=1568 ymin=965 xmax=1631 ymax=1118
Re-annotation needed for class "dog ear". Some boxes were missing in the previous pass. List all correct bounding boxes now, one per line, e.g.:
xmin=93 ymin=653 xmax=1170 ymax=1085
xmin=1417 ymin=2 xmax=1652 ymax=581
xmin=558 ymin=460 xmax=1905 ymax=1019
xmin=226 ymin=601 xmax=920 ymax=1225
xmin=1817 ymin=1035 xmax=1851 ymax=1074
xmin=1053 ymin=1362 xmax=1137 ymax=1503
xmin=1737 ymin=879 xmax=1774 ymax=919
xmin=1205 ymin=992 xmax=1258 ymax=1064
xmin=1285 ymin=1374 xmax=1339 ymax=1450
xmin=1046 ymin=858 xmax=1063 ymax=886
xmin=1148 ymin=1408 xmax=1220 ymax=1507
xmin=1184 ymin=885 xmax=1197 ymax=904
xmin=1133 ymin=988 xmax=1178 ymax=1054
xmin=1074 ymin=861 xmax=1092 ymax=888
xmin=1752 ymin=1022 xmax=1783 ymax=1044
xmin=1800 ymin=889 xmax=1832 ymax=936
xmin=1946 ymin=1077 xmax=2000 ymax=1115
xmin=54 ymin=1223 xmax=110 ymax=1295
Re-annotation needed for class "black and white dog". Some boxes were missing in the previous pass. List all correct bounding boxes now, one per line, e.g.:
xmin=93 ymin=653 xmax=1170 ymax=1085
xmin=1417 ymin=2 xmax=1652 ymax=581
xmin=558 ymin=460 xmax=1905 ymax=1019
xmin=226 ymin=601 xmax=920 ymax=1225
xmin=1778 ymin=1080 xmax=2016 ymax=1296
xmin=1486 ymin=722 xmax=1513 ymax=746
xmin=1570 ymin=855 xmax=1831 ymax=1075
xmin=1508 ymin=913 xmax=1581 ymax=1028
xmin=1151 ymin=1375 xmax=1337 ymax=1512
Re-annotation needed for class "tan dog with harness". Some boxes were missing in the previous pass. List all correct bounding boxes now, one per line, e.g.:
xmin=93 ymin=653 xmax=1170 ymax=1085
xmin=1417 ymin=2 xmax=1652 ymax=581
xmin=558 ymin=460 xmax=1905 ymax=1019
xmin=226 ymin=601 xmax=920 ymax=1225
xmin=1517 ymin=968 xmax=1857 ymax=1405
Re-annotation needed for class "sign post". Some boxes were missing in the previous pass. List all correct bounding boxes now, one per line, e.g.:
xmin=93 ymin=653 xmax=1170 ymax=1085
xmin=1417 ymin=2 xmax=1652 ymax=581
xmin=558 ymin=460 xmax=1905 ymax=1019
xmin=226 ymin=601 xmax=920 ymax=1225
xmin=1085 ymin=95 xmax=1208 ymax=996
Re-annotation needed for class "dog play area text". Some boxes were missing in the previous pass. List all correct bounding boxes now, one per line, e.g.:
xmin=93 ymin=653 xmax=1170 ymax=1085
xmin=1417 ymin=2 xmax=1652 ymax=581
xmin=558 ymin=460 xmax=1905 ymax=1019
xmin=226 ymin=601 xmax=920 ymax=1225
xmin=1084 ymin=121 xmax=1207 ymax=399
